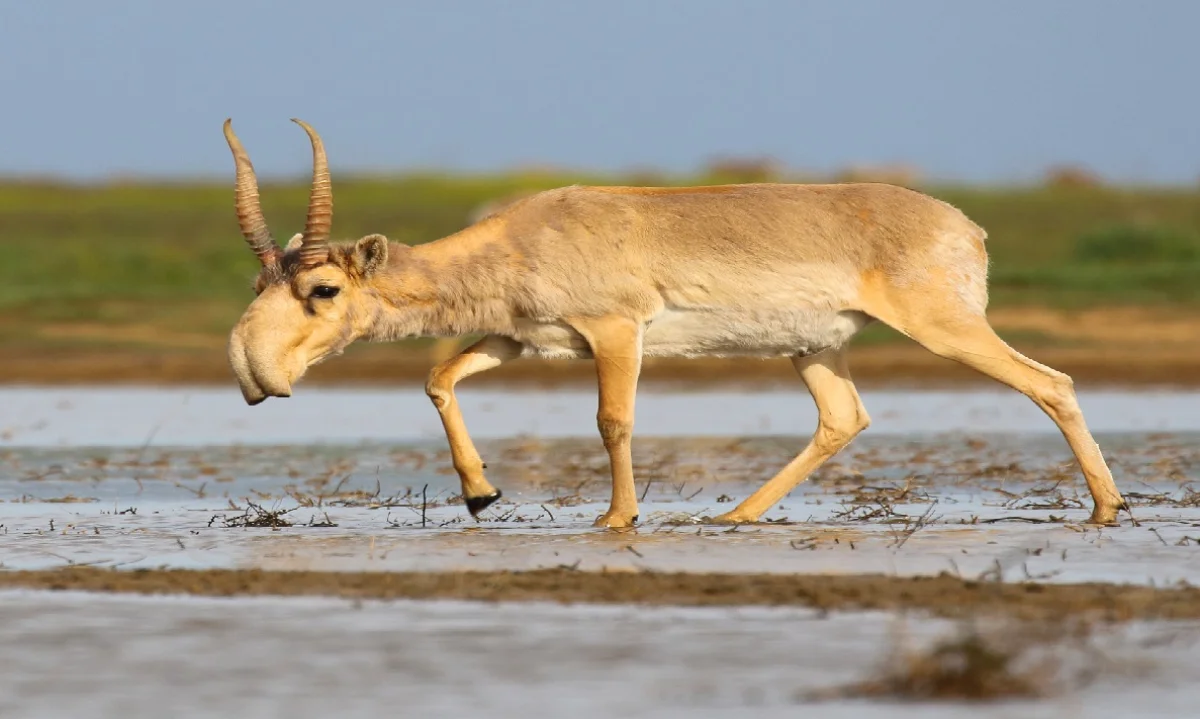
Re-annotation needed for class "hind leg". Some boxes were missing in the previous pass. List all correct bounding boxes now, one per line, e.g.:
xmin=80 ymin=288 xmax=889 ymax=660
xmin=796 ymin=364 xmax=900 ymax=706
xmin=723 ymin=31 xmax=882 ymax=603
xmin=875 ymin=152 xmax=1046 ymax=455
xmin=713 ymin=347 xmax=870 ymax=524
xmin=876 ymin=304 xmax=1127 ymax=525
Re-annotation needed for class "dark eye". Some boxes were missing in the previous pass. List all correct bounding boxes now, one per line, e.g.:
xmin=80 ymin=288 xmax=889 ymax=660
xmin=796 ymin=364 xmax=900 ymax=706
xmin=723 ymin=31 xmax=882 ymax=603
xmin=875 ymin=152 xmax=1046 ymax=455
xmin=310 ymin=285 xmax=340 ymax=299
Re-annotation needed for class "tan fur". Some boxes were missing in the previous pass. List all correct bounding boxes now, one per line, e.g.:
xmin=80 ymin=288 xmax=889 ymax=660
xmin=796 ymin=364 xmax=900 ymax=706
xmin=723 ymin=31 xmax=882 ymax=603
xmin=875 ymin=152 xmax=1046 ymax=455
xmin=227 ymin=151 xmax=1129 ymax=529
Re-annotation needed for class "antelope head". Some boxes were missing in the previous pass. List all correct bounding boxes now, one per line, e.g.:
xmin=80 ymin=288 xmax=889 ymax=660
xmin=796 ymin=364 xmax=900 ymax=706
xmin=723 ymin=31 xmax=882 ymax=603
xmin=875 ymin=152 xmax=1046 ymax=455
xmin=224 ymin=119 xmax=392 ymax=405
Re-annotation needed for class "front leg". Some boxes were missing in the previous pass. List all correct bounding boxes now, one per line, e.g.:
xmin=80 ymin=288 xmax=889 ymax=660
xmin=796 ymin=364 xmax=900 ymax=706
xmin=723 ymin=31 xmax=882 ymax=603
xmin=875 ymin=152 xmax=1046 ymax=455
xmin=425 ymin=335 xmax=523 ymax=517
xmin=568 ymin=315 xmax=644 ymax=529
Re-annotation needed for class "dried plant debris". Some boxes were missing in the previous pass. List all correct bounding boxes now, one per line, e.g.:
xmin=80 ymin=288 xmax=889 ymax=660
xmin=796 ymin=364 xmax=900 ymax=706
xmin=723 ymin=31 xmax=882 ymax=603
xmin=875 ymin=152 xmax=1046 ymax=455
xmin=990 ymin=480 xmax=1086 ymax=511
xmin=283 ymin=476 xmax=459 ymax=511
xmin=12 ymin=494 xmax=99 ymax=504
xmin=832 ymin=482 xmax=935 ymax=524
xmin=4 ymin=434 xmax=1198 ymax=533
xmin=210 ymin=500 xmax=341 ymax=529
xmin=211 ymin=501 xmax=299 ymax=529
xmin=1123 ymin=484 xmax=1200 ymax=509
xmin=804 ymin=618 xmax=1150 ymax=704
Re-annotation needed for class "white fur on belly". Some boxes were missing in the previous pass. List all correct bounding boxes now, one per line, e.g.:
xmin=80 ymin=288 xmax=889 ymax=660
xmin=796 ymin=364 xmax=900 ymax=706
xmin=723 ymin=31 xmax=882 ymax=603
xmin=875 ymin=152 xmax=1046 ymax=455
xmin=513 ymin=320 xmax=592 ymax=360
xmin=513 ymin=308 xmax=872 ymax=360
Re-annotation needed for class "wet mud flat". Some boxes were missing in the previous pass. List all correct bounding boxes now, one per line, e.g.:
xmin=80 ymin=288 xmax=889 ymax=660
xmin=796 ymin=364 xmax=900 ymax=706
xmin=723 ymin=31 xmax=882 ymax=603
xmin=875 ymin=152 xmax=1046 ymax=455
xmin=4 ymin=431 xmax=1200 ymax=585
xmin=5 ymin=565 xmax=1200 ymax=623
xmin=5 ymin=409 xmax=1200 ymax=716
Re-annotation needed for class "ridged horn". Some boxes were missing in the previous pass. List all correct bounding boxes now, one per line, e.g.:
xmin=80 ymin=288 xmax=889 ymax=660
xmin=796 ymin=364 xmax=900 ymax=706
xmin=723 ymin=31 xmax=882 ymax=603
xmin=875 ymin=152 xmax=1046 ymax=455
xmin=222 ymin=119 xmax=280 ymax=266
xmin=292 ymin=118 xmax=332 ymax=266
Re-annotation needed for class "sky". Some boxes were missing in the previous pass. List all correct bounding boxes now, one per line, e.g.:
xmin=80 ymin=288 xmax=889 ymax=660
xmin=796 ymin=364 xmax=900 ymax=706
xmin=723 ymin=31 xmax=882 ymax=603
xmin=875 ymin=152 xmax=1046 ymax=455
xmin=1 ymin=1 xmax=1197 ymax=184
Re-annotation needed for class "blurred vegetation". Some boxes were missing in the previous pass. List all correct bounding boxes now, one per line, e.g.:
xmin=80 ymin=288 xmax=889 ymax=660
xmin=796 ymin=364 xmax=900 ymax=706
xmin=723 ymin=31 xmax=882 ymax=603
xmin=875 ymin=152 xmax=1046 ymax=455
xmin=1073 ymin=224 xmax=1200 ymax=263
xmin=1 ymin=171 xmax=1198 ymax=353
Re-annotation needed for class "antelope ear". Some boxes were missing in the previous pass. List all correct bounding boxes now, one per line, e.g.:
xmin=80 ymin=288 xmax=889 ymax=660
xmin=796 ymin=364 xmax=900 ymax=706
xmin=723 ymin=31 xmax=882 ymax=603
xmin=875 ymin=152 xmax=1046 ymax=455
xmin=284 ymin=233 xmax=304 ymax=252
xmin=351 ymin=234 xmax=389 ymax=277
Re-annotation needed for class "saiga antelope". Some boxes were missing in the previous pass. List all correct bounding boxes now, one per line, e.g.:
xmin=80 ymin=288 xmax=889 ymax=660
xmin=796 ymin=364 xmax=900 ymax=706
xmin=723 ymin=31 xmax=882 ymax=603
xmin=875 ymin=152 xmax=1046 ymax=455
xmin=223 ymin=119 xmax=1129 ymax=528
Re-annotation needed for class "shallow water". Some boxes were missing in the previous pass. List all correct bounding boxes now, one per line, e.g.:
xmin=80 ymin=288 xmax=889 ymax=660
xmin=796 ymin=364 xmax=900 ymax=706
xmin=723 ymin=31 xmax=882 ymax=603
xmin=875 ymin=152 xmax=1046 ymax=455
xmin=3 ymin=590 xmax=1199 ymax=719
xmin=2 ymin=425 xmax=1199 ymax=585
xmin=3 ymin=385 xmax=1200 ymax=447
xmin=4 ymin=386 xmax=1200 ymax=717
xmin=2 ymin=388 xmax=1200 ymax=583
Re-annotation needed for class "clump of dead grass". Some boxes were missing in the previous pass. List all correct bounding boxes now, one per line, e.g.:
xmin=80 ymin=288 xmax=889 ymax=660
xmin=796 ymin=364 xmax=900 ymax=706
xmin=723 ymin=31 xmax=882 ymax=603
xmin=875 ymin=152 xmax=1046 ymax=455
xmin=804 ymin=618 xmax=1111 ymax=704
xmin=211 ymin=501 xmax=300 ymax=529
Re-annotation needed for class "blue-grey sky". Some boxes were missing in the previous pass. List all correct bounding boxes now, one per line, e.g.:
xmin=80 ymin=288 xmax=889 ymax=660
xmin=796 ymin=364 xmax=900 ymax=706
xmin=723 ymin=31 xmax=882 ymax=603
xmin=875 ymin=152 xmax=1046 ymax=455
xmin=2 ymin=1 xmax=1197 ymax=183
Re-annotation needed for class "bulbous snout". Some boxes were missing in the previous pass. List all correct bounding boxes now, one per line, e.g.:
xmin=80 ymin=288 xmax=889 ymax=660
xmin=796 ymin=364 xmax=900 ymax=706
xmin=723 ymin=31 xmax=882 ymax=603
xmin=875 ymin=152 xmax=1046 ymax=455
xmin=228 ymin=316 xmax=296 ymax=406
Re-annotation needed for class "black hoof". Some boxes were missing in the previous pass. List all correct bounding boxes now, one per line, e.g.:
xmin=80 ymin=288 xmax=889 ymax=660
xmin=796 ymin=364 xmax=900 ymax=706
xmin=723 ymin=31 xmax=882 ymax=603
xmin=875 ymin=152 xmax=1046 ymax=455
xmin=466 ymin=490 xmax=503 ymax=517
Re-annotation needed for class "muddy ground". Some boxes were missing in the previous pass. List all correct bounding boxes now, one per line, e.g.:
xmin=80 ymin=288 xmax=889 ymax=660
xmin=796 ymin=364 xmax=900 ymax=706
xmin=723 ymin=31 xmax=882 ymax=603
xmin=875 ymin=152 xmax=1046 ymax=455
xmin=8 ymin=589 xmax=1195 ymax=718
xmin=4 ymin=343 xmax=1199 ymax=389
xmin=6 ymin=429 xmax=1200 ymax=599
xmin=4 ymin=566 xmax=1200 ymax=623
xmin=7 ymin=306 xmax=1200 ymax=389
xmin=5 ymin=390 xmax=1200 ymax=715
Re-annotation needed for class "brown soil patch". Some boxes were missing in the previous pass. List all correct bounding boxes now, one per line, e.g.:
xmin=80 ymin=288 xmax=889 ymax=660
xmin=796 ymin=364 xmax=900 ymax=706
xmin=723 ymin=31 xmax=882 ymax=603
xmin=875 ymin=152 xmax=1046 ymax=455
xmin=987 ymin=306 xmax=1200 ymax=347
xmin=2 ymin=568 xmax=1198 ymax=622
xmin=2 ymin=343 xmax=1199 ymax=389
xmin=37 ymin=323 xmax=226 ymax=351
xmin=4 ymin=305 xmax=1200 ymax=388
